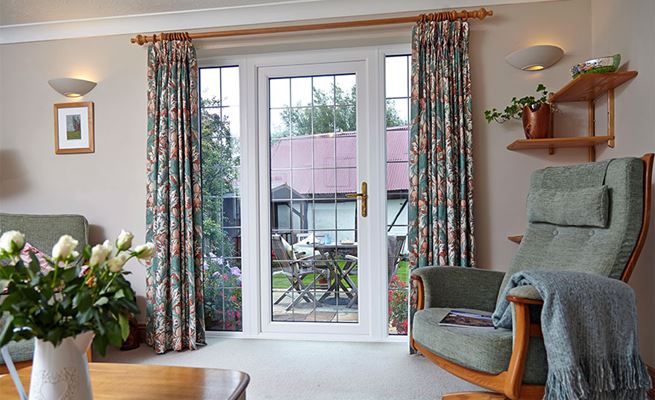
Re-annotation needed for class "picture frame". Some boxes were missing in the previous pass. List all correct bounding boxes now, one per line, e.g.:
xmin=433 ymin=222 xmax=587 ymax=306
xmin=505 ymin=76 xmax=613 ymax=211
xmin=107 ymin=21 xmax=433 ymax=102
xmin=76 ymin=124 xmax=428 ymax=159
xmin=54 ymin=102 xmax=94 ymax=154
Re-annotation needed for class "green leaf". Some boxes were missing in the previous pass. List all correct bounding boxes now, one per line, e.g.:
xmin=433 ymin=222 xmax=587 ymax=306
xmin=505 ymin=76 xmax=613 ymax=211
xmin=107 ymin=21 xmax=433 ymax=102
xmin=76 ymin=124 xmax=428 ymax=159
xmin=78 ymin=308 xmax=94 ymax=324
xmin=106 ymin=321 xmax=123 ymax=347
xmin=114 ymin=289 xmax=125 ymax=300
xmin=61 ymin=266 xmax=79 ymax=281
xmin=46 ymin=328 xmax=63 ymax=346
xmin=119 ymin=313 xmax=130 ymax=340
xmin=73 ymin=291 xmax=92 ymax=312
xmin=94 ymin=314 xmax=106 ymax=335
xmin=59 ymin=296 xmax=72 ymax=309
xmin=27 ymin=252 xmax=41 ymax=276
xmin=63 ymin=283 xmax=79 ymax=294
xmin=93 ymin=334 xmax=108 ymax=357
xmin=94 ymin=297 xmax=109 ymax=307
xmin=82 ymin=245 xmax=92 ymax=261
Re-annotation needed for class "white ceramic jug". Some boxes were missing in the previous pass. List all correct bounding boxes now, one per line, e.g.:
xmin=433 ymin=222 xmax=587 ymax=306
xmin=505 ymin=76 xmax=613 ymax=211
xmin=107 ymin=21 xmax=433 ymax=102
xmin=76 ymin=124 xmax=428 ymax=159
xmin=28 ymin=331 xmax=94 ymax=400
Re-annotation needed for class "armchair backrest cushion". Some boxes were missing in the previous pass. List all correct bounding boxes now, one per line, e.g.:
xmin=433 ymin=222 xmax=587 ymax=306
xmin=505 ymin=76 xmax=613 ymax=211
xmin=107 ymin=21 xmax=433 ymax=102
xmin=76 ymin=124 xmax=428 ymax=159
xmin=498 ymin=157 xmax=644 ymax=301
xmin=527 ymin=185 xmax=609 ymax=227
xmin=0 ymin=213 xmax=89 ymax=253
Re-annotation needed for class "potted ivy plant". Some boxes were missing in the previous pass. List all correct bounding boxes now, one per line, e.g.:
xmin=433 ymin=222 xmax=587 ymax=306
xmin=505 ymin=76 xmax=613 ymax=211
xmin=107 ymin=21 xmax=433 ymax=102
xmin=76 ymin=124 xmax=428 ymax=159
xmin=0 ymin=230 xmax=154 ymax=400
xmin=484 ymin=84 xmax=552 ymax=139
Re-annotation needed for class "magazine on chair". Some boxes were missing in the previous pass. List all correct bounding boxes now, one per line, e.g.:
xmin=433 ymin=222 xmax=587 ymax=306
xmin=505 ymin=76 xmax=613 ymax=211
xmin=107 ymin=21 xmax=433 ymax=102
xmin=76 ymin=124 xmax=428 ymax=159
xmin=438 ymin=310 xmax=495 ymax=329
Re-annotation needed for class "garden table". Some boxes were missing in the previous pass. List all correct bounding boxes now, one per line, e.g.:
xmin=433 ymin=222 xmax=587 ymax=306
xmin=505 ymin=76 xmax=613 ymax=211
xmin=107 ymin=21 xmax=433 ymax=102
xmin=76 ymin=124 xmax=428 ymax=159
xmin=314 ymin=242 xmax=358 ymax=307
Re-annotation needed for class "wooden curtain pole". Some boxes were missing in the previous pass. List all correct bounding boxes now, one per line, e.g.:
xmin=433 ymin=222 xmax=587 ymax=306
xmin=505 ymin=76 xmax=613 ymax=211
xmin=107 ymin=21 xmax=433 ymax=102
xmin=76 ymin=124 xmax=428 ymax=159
xmin=130 ymin=7 xmax=492 ymax=45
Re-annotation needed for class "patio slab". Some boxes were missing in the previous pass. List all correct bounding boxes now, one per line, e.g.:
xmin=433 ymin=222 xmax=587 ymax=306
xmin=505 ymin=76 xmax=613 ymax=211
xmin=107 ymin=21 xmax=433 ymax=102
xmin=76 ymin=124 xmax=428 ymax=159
xmin=272 ymin=289 xmax=358 ymax=323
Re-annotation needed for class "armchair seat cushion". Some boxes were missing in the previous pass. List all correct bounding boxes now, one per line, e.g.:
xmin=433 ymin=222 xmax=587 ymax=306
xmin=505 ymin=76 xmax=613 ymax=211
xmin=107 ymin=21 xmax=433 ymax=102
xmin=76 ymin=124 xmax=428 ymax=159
xmin=413 ymin=307 xmax=548 ymax=385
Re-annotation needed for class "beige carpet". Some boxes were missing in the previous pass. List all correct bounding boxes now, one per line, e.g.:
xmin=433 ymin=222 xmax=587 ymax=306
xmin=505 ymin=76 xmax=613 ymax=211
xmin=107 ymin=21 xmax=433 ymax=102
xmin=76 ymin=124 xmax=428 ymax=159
xmin=99 ymin=338 xmax=479 ymax=399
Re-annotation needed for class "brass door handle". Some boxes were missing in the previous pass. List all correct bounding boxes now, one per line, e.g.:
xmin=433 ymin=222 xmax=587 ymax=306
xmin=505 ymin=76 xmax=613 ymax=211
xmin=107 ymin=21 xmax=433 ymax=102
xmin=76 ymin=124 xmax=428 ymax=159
xmin=345 ymin=181 xmax=368 ymax=217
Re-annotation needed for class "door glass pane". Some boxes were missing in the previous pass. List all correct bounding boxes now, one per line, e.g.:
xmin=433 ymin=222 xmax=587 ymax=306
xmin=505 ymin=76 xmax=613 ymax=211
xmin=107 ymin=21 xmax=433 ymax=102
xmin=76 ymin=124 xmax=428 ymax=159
xmin=385 ymin=55 xmax=411 ymax=335
xmin=200 ymin=66 xmax=243 ymax=332
xmin=270 ymin=73 xmax=359 ymax=324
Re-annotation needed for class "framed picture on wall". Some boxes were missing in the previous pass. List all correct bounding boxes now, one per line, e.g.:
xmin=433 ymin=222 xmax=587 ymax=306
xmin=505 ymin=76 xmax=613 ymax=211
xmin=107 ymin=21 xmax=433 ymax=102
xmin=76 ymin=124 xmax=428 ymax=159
xmin=54 ymin=102 xmax=94 ymax=154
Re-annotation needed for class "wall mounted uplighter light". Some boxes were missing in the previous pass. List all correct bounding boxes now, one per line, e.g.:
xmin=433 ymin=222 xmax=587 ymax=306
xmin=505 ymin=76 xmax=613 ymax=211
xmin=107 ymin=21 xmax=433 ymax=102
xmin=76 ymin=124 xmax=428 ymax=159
xmin=48 ymin=78 xmax=97 ymax=98
xmin=505 ymin=45 xmax=564 ymax=71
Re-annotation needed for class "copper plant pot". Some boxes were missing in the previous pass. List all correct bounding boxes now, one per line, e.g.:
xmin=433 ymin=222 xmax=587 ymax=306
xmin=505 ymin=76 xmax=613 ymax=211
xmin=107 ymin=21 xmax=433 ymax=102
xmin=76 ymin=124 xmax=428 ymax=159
xmin=522 ymin=104 xmax=551 ymax=139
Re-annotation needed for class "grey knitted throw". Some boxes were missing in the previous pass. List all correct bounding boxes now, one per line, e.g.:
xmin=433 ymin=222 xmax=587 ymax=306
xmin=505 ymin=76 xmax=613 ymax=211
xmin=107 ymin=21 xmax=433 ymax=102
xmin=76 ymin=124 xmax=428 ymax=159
xmin=493 ymin=270 xmax=652 ymax=400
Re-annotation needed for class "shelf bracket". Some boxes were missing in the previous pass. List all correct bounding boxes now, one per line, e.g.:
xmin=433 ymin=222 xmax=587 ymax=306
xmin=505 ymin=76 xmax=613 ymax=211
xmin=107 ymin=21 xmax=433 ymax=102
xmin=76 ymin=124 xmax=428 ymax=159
xmin=587 ymin=100 xmax=596 ymax=162
xmin=607 ymin=88 xmax=615 ymax=148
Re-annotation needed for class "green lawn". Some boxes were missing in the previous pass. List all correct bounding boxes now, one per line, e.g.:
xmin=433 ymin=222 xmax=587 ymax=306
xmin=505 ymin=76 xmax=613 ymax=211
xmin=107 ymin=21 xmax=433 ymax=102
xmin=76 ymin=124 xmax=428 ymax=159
xmin=272 ymin=261 xmax=409 ymax=289
xmin=67 ymin=129 xmax=81 ymax=140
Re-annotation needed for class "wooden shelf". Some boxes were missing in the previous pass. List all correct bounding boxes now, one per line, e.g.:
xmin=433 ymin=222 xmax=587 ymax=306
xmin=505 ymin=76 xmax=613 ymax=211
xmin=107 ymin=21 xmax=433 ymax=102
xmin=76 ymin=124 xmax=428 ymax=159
xmin=507 ymin=136 xmax=613 ymax=151
xmin=507 ymin=71 xmax=637 ymax=161
xmin=549 ymin=71 xmax=638 ymax=103
xmin=508 ymin=235 xmax=523 ymax=244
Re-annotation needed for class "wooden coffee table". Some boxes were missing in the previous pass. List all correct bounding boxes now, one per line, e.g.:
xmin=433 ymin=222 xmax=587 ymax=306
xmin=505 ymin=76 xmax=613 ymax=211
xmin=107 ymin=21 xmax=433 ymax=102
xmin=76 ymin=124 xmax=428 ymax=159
xmin=0 ymin=362 xmax=250 ymax=399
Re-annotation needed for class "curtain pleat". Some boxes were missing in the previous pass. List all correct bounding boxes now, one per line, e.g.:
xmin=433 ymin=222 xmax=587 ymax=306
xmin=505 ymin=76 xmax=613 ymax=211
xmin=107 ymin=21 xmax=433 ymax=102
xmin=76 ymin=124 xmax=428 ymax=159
xmin=145 ymin=39 xmax=206 ymax=354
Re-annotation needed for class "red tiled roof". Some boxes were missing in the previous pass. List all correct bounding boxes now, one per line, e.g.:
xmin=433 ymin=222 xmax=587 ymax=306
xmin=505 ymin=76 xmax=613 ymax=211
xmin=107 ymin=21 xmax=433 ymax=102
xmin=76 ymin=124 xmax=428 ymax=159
xmin=270 ymin=127 xmax=408 ymax=195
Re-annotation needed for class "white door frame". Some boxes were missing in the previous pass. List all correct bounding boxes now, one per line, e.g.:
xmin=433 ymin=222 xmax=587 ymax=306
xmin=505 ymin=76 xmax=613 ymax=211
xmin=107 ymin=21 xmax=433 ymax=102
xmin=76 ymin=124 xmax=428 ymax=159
xmin=199 ymin=44 xmax=411 ymax=342
xmin=258 ymin=59 xmax=377 ymax=337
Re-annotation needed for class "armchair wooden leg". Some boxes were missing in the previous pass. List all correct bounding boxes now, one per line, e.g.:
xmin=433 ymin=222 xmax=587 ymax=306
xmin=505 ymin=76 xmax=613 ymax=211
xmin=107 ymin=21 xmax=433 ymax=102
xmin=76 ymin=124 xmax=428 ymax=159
xmin=443 ymin=392 xmax=507 ymax=399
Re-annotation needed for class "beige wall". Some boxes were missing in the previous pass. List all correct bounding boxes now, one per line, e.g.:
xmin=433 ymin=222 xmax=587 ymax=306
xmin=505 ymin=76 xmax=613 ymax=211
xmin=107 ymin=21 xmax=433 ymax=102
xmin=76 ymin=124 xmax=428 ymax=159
xmin=471 ymin=0 xmax=591 ymax=269
xmin=590 ymin=0 xmax=655 ymax=364
xmin=0 ymin=35 xmax=150 ymax=313
xmin=0 ymin=0 xmax=653 ymax=360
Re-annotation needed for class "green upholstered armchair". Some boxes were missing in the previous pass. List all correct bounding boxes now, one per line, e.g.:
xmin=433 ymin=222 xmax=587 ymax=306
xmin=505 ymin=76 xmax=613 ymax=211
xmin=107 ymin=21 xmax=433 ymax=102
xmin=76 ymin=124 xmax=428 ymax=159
xmin=410 ymin=155 xmax=653 ymax=400
xmin=0 ymin=213 xmax=89 ymax=374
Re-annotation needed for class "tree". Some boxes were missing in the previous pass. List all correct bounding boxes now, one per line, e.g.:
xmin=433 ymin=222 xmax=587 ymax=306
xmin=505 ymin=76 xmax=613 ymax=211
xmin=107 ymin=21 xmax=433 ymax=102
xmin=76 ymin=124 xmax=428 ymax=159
xmin=275 ymin=84 xmax=405 ymax=139
xmin=200 ymin=98 xmax=240 ymax=257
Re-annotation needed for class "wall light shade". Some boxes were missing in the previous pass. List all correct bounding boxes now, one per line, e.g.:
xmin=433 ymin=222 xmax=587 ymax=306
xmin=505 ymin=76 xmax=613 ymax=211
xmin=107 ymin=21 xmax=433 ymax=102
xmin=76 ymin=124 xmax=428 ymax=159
xmin=505 ymin=45 xmax=564 ymax=71
xmin=48 ymin=78 xmax=97 ymax=97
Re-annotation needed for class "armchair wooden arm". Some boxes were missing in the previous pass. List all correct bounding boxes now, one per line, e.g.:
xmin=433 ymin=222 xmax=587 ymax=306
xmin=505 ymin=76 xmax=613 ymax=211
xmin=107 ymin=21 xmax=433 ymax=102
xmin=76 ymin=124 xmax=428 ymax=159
xmin=506 ymin=295 xmax=543 ymax=306
xmin=498 ymin=296 xmax=544 ymax=399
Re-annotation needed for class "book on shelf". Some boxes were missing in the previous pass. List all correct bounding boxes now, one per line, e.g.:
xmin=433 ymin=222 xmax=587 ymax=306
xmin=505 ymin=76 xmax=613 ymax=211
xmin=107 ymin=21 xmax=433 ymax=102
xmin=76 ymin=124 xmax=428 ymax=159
xmin=438 ymin=310 xmax=495 ymax=329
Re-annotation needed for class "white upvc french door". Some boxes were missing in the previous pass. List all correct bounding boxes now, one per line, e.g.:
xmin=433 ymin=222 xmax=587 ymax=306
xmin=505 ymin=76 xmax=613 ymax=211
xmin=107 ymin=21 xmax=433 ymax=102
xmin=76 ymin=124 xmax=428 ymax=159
xmin=257 ymin=56 xmax=387 ymax=338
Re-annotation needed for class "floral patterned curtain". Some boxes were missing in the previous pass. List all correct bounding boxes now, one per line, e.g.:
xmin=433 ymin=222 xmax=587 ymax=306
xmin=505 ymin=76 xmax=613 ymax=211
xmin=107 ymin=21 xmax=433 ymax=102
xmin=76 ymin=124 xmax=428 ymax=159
xmin=408 ymin=18 xmax=475 ymax=350
xmin=145 ymin=37 xmax=205 ymax=354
